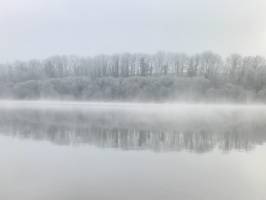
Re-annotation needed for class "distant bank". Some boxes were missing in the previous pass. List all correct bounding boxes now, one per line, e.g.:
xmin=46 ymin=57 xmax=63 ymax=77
xmin=1 ymin=52 xmax=266 ymax=102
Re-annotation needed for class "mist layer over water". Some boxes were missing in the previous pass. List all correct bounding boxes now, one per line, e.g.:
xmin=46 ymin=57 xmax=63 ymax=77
xmin=0 ymin=101 xmax=266 ymax=152
xmin=0 ymin=101 xmax=266 ymax=200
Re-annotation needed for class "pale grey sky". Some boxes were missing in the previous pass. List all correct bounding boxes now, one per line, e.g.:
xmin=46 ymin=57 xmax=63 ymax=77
xmin=1 ymin=0 xmax=266 ymax=61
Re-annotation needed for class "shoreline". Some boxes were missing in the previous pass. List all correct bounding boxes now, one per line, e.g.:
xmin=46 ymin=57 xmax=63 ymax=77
xmin=0 ymin=99 xmax=265 ymax=110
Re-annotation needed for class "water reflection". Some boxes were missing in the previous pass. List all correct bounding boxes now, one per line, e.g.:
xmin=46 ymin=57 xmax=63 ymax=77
xmin=0 ymin=106 xmax=266 ymax=152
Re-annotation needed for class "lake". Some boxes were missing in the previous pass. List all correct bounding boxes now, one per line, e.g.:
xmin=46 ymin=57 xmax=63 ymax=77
xmin=0 ymin=101 xmax=266 ymax=200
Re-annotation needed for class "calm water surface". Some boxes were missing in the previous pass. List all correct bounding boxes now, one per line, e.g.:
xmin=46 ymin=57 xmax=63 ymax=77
xmin=0 ymin=102 xmax=266 ymax=200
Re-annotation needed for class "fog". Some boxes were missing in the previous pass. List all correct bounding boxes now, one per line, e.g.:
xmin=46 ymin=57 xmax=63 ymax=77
xmin=1 ymin=101 xmax=266 ymax=200
xmin=1 ymin=101 xmax=266 ymax=152
xmin=1 ymin=0 xmax=266 ymax=61
xmin=1 ymin=52 xmax=266 ymax=103
xmin=1 ymin=0 xmax=266 ymax=199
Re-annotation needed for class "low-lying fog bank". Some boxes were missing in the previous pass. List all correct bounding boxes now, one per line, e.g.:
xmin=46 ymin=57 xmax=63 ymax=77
xmin=0 ymin=100 xmax=266 ymax=110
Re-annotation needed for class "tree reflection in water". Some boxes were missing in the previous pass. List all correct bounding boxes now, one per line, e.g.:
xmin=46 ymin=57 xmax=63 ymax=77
xmin=0 ymin=106 xmax=265 ymax=153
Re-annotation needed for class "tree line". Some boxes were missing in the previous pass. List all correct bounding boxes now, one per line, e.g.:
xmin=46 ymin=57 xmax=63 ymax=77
xmin=1 ymin=51 xmax=266 ymax=101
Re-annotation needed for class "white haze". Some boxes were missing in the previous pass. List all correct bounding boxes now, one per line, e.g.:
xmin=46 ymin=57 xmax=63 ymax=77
xmin=1 ymin=0 xmax=266 ymax=61
xmin=1 ymin=100 xmax=266 ymax=112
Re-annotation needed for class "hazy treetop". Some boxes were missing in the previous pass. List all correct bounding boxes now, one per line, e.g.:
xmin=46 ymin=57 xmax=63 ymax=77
xmin=0 ymin=0 xmax=266 ymax=61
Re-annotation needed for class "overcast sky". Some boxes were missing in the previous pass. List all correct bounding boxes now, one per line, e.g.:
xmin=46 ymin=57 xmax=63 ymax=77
xmin=0 ymin=0 xmax=266 ymax=62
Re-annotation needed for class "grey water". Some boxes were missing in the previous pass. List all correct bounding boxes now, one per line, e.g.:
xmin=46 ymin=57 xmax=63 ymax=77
xmin=0 ymin=102 xmax=266 ymax=200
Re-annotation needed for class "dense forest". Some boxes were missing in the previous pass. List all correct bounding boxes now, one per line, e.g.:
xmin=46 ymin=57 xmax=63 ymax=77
xmin=1 ymin=51 xmax=266 ymax=102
